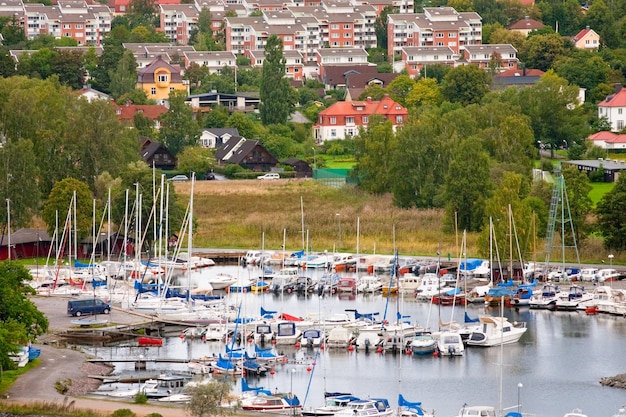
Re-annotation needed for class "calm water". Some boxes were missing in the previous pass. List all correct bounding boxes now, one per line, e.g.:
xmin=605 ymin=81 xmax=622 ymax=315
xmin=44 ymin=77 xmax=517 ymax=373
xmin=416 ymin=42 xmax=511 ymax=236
xmin=84 ymin=265 xmax=626 ymax=417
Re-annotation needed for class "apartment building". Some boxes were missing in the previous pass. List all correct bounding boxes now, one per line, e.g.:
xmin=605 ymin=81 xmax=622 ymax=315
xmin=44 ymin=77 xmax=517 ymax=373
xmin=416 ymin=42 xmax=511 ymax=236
xmin=248 ymin=49 xmax=305 ymax=80
xmin=401 ymin=46 xmax=457 ymax=78
xmin=387 ymin=7 xmax=481 ymax=59
xmin=462 ymin=44 xmax=518 ymax=71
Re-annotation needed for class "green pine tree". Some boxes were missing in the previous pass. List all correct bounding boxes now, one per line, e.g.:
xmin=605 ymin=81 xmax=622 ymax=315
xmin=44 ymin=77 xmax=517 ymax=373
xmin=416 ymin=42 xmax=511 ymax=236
xmin=260 ymin=34 xmax=292 ymax=125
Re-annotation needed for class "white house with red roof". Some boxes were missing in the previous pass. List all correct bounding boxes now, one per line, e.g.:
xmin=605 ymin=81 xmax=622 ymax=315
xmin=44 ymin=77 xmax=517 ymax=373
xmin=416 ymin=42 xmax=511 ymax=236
xmin=587 ymin=131 xmax=626 ymax=150
xmin=313 ymin=94 xmax=408 ymax=142
xmin=598 ymin=85 xmax=626 ymax=132
xmin=572 ymin=26 xmax=600 ymax=50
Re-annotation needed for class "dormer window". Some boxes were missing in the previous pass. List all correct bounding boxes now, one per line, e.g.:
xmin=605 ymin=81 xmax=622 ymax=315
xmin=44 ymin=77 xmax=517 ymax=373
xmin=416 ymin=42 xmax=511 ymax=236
xmin=158 ymin=74 xmax=169 ymax=83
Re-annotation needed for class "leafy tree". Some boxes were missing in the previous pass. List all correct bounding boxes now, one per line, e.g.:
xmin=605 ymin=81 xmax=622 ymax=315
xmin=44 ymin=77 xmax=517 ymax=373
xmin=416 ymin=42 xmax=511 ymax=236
xmin=186 ymin=379 xmax=235 ymax=417
xmin=92 ymin=42 xmax=125 ymax=93
xmin=0 ymin=48 xmax=17 ymax=77
xmin=420 ymin=63 xmax=451 ymax=83
xmin=178 ymin=146 xmax=215 ymax=176
xmin=0 ymin=15 xmax=27 ymax=48
xmin=518 ymin=33 xmax=569 ymax=72
xmin=374 ymin=6 xmax=396 ymax=53
xmin=386 ymin=75 xmax=415 ymax=107
xmin=357 ymin=84 xmax=387 ymax=101
xmin=259 ymin=34 xmax=292 ymax=125
xmin=553 ymin=51 xmax=609 ymax=94
xmin=488 ymin=27 xmax=526 ymax=50
xmin=226 ymin=111 xmax=261 ymax=139
xmin=52 ymin=49 xmax=85 ymax=89
xmin=0 ymin=262 xmax=48 ymax=371
xmin=443 ymin=136 xmax=492 ymax=232
xmin=42 ymin=178 xmax=93 ymax=241
xmin=441 ymin=64 xmax=490 ymax=106
xmin=109 ymin=50 xmax=139 ymax=100
xmin=18 ymin=48 xmax=58 ymax=79
xmin=203 ymin=105 xmax=230 ymax=128
xmin=562 ymin=164 xmax=593 ymax=244
xmin=159 ymin=91 xmax=200 ymax=156
xmin=406 ymin=77 xmax=443 ymax=107
xmin=596 ymin=174 xmax=626 ymax=251
xmin=126 ymin=0 xmax=158 ymax=28
xmin=0 ymin=139 xmax=41 ymax=229
xmin=351 ymin=115 xmax=398 ymax=194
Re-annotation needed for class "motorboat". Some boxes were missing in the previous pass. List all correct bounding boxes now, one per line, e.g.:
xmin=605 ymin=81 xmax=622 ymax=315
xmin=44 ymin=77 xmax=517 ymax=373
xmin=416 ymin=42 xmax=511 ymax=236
xmin=409 ymin=333 xmax=437 ymax=355
xmin=241 ymin=392 xmax=301 ymax=411
xmin=274 ymin=321 xmax=302 ymax=345
xmin=512 ymin=286 xmax=533 ymax=307
xmin=597 ymin=268 xmax=621 ymax=282
xmin=397 ymin=274 xmax=422 ymax=294
xmin=253 ymin=323 xmax=274 ymax=346
xmin=354 ymin=325 xmax=384 ymax=352
xmin=484 ymin=287 xmax=515 ymax=307
xmin=302 ymin=394 xmax=360 ymax=417
xmin=563 ymin=409 xmax=588 ymax=417
xmin=325 ymin=326 xmax=356 ymax=349
xmin=205 ymin=273 xmax=237 ymax=290
xmin=436 ymin=332 xmax=465 ymax=356
xmin=337 ymin=277 xmax=357 ymax=293
xmin=357 ymin=275 xmax=383 ymax=293
xmin=455 ymin=405 xmax=496 ymax=417
xmin=270 ymin=268 xmax=300 ymax=293
xmin=529 ymin=284 xmax=560 ymax=309
xmin=301 ymin=328 xmax=325 ymax=348
xmin=317 ymin=273 xmax=340 ymax=295
xmin=140 ymin=374 xmax=192 ymax=398
xmin=332 ymin=253 xmax=356 ymax=272
xmin=466 ymin=316 xmax=527 ymax=347
xmin=555 ymin=285 xmax=593 ymax=311
xmin=334 ymin=398 xmax=395 ymax=417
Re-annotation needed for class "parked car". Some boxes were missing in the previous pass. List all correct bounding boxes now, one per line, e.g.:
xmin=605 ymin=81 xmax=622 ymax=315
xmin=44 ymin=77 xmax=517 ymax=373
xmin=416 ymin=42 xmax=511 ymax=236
xmin=67 ymin=298 xmax=111 ymax=316
xmin=168 ymin=175 xmax=189 ymax=182
xmin=257 ymin=173 xmax=280 ymax=180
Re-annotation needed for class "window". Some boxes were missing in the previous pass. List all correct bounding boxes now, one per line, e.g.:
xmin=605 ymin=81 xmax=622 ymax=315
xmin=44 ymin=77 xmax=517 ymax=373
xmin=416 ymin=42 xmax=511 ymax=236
xmin=344 ymin=24 xmax=350 ymax=29
xmin=346 ymin=116 xmax=354 ymax=124
xmin=63 ymin=24 xmax=71 ymax=29
xmin=618 ymin=120 xmax=624 ymax=130
xmin=619 ymin=109 xmax=623 ymax=115
xmin=448 ymin=32 xmax=456 ymax=38
xmin=331 ymin=24 xmax=339 ymax=29
xmin=331 ymin=129 xmax=337 ymax=137
xmin=344 ymin=32 xmax=351 ymax=38
xmin=362 ymin=116 xmax=368 ymax=123
xmin=151 ymin=87 xmax=157 ymax=95
xmin=436 ymin=33 xmax=444 ymax=38
xmin=344 ymin=41 xmax=351 ymax=46
xmin=332 ymin=33 xmax=339 ymax=38
xmin=285 ymin=36 xmax=292 ymax=41
xmin=158 ymin=74 xmax=169 ymax=82
xmin=330 ymin=117 xmax=336 ymax=125
xmin=170 ymin=87 xmax=175 ymax=91
xmin=76 ymin=24 xmax=83 ymax=29
xmin=433 ymin=55 xmax=438 ymax=60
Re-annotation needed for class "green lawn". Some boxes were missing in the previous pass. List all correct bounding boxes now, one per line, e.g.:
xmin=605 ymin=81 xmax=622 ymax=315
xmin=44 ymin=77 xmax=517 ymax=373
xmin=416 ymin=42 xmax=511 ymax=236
xmin=322 ymin=156 xmax=355 ymax=169
xmin=589 ymin=182 xmax=614 ymax=207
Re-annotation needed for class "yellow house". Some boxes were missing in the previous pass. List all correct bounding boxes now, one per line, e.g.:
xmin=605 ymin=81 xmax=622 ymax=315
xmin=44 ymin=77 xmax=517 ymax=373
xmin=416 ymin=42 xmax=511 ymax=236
xmin=572 ymin=26 xmax=600 ymax=50
xmin=136 ymin=55 xmax=188 ymax=103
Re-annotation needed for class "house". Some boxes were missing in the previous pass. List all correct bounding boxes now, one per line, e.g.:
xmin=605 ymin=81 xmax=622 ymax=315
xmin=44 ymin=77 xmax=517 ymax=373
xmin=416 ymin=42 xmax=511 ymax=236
xmin=508 ymin=17 xmax=545 ymax=37
xmin=463 ymin=44 xmax=518 ymax=72
xmin=199 ymin=128 xmax=240 ymax=148
xmin=572 ymin=26 xmax=600 ymax=50
xmin=345 ymin=72 xmax=399 ymax=101
xmin=313 ymin=94 xmax=408 ymax=142
xmin=123 ymin=43 xmax=195 ymax=68
xmin=79 ymin=85 xmax=110 ymax=102
xmin=113 ymin=102 xmax=168 ymax=129
xmin=321 ymin=65 xmax=379 ymax=90
xmin=186 ymin=92 xmax=260 ymax=113
xmin=563 ymin=159 xmax=626 ymax=182
xmin=587 ymin=131 xmax=626 ymax=151
xmin=140 ymin=138 xmax=177 ymax=170
xmin=215 ymin=137 xmax=279 ymax=171
xmin=282 ymin=157 xmax=313 ymax=178
xmin=598 ymin=84 xmax=626 ymax=132
xmin=136 ymin=55 xmax=188 ymax=104
xmin=316 ymin=48 xmax=370 ymax=81
xmin=492 ymin=67 xmax=544 ymax=90
xmin=0 ymin=228 xmax=52 ymax=261
xmin=401 ymin=46 xmax=458 ymax=78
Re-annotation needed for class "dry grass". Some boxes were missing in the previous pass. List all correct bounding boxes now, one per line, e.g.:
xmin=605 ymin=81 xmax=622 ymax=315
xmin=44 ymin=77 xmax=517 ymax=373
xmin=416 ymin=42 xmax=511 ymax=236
xmin=173 ymin=179 xmax=465 ymax=257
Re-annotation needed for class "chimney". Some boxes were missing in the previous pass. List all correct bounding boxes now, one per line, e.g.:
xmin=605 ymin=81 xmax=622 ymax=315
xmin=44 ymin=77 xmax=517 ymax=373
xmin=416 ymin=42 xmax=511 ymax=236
xmin=525 ymin=15 xmax=529 ymax=20
xmin=523 ymin=67 xmax=526 ymax=76
xmin=615 ymin=84 xmax=623 ymax=94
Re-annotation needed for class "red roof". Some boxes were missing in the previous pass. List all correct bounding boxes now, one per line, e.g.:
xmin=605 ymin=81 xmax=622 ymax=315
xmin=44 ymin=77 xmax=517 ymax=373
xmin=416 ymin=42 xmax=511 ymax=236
xmin=114 ymin=102 xmax=168 ymax=121
xmin=598 ymin=89 xmax=626 ymax=107
xmin=318 ymin=94 xmax=408 ymax=118
xmin=508 ymin=17 xmax=544 ymax=30
xmin=108 ymin=0 xmax=180 ymax=11
xmin=496 ymin=68 xmax=545 ymax=77
xmin=588 ymin=131 xmax=626 ymax=143
xmin=572 ymin=28 xmax=593 ymax=42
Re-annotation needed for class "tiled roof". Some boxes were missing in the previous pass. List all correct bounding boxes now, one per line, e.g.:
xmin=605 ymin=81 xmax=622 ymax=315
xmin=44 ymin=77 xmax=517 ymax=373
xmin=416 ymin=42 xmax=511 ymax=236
xmin=572 ymin=27 xmax=595 ymax=42
xmin=318 ymin=94 xmax=407 ymax=117
xmin=588 ymin=131 xmax=626 ymax=143
xmin=598 ymin=88 xmax=626 ymax=107
xmin=114 ymin=103 xmax=168 ymax=121
xmin=508 ymin=17 xmax=544 ymax=30
xmin=137 ymin=55 xmax=183 ymax=83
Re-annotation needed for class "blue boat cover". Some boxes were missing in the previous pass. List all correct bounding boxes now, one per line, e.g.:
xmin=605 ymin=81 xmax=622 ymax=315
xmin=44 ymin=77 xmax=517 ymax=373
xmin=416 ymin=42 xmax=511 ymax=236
xmin=398 ymin=394 xmax=424 ymax=416
xmin=459 ymin=259 xmax=483 ymax=272
xmin=242 ymin=378 xmax=272 ymax=396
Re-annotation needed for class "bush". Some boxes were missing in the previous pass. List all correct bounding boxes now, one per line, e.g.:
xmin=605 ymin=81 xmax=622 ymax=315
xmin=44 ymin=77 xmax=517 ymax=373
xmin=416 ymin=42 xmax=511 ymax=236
xmin=145 ymin=414 xmax=163 ymax=417
xmin=110 ymin=409 xmax=137 ymax=417
xmin=54 ymin=378 xmax=72 ymax=394
xmin=134 ymin=392 xmax=148 ymax=404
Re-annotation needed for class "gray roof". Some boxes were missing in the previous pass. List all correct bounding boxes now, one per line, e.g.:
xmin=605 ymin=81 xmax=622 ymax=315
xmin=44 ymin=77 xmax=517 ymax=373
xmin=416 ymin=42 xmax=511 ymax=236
xmin=564 ymin=159 xmax=626 ymax=171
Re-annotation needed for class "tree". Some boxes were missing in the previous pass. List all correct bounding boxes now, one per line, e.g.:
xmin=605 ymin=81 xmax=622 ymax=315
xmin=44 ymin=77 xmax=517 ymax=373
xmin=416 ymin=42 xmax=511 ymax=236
xmin=374 ymin=6 xmax=395 ymax=54
xmin=562 ymin=164 xmax=592 ymax=244
xmin=357 ymin=84 xmax=387 ymax=101
xmin=109 ymin=50 xmax=138 ymax=100
xmin=351 ymin=115 xmax=398 ymax=195
xmin=0 ymin=262 xmax=48 ymax=371
xmin=596 ymin=174 xmax=626 ymax=251
xmin=52 ymin=49 xmax=85 ymax=89
xmin=126 ymin=0 xmax=158 ymax=28
xmin=443 ymin=136 xmax=492 ymax=232
xmin=186 ymin=379 xmax=235 ymax=417
xmin=42 ymin=178 xmax=93 ymax=241
xmin=386 ymin=75 xmax=415 ymax=107
xmin=259 ymin=34 xmax=292 ymax=125
xmin=158 ymin=90 xmax=200 ymax=156
xmin=177 ymin=146 xmax=215 ymax=176
xmin=0 ymin=139 xmax=41 ymax=229
xmin=441 ymin=65 xmax=490 ymax=106
xmin=518 ymin=33 xmax=568 ymax=72
xmin=405 ymin=77 xmax=443 ymax=108
xmin=420 ymin=63 xmax=450 ymax=83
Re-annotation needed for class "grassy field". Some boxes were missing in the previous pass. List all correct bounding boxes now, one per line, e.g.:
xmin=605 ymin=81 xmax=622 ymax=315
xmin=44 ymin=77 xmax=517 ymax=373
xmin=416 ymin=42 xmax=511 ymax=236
xmin=589 ymin=182 xmax=614 ymax=207
xmin=170 ymin=178 xmax=619 ymax=265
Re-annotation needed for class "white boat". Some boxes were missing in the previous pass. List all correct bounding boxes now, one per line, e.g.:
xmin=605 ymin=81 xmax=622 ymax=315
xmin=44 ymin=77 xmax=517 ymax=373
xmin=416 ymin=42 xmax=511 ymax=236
xmin=357 ymin=275 xmax=383 ymax=293
xmin=397 ymin=274 xmax=422 ymax=294
xmin=302 ymin=393 xmax=360 ymax=417
xmin=455 ymin=405 xmax=496 ymax=417
xmin=466 ymin=316 xmax=527 ymax=347
xmin=177 ymin=252 xmax=215 ymax=268
xmin=597 ymin=268 xmax=621 ymax=282
xmin=353 ymin=325 xmax=384 ymax=351
xmin=436 ymin=331 xmax=465 ymax=356
xmin=270 ymin=267 xmax=300 ymax=292
xmin=325 ymin=326 xmax=356 ymax=349
xmin=529 ymin=284 xmax=560 ymax=309
xmin=140 ymin=374 xmax=191 ymax=398
xmin=301 ymin=328 xmax=325 ymax=348
xmin=333 ymin=398 xmax=394 ymax=417
xmin=564 ymin=409 xmax=588 ymax=417
xmin=555 ymin=285 xmax=593 ymax=311
xmin=415 ymin=273 xmax=450 ymax=301
xmin=409 ymin=333 xmax=438 ymax=355
xmin=274 ymin=321 xmax=302 ymax=345
xmin=205 ymin=273 xmax=237 ymax=290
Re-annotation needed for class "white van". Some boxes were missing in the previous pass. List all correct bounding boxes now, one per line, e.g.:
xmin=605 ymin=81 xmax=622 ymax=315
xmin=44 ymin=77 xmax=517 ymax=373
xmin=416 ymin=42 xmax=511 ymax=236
xmin=257 ymin=173 xmax=280 ymax=180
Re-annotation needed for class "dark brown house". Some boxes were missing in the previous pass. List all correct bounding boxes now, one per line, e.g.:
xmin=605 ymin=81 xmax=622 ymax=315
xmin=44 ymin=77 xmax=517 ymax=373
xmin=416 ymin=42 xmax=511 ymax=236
xmin=282 ymin=157 xmax=313 ymax=178
xmin=140 ymin=138 xmax=177 ymax=170
xmin=216 ymin=137 xmax=278 ymax=172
